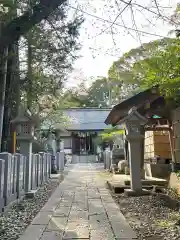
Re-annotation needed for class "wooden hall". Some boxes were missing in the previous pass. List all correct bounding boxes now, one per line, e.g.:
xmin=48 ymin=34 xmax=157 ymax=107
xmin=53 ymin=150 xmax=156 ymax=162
xmin=59 ymin=108 xmax=113 ymax=162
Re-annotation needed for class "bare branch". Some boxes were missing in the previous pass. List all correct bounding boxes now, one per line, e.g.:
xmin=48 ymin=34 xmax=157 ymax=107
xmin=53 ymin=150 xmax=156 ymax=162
xmin=69 ymin=5 xmax=166 ymax=38
xmin=130 ymin=5 xmax=142 ymax=45
xmin=94 ymin=0 xmax=132 ymax=38
xmin=120 ymin=0 xmax=178 ymax=25
xmin=154 ymin=0 xmax=162 ymax=16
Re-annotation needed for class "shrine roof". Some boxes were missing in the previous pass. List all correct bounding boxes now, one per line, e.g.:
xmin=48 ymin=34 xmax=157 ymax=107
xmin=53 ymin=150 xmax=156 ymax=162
xmin=105 ymin=86 xmax=162 ymax=126
xmin=63 ymin=108 xmax=113 ymax=131
xmin=42 ymin=108 xmax=122 ymax=131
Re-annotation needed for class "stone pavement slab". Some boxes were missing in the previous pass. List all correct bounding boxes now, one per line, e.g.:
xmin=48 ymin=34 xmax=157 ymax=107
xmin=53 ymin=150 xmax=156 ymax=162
xmin=46 ymin=216 xmax=68 ymax=232
xmin=41 ymin=231 xmax=63 ymax=240
xmin=18 ymin=224 xmax=46 ymax=240
xmin=18 ymin=163 xmax=137 ymax=240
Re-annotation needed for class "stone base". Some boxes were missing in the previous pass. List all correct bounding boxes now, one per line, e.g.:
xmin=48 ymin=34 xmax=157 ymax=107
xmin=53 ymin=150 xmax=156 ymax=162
xmin=107 ymin=181 xmax=154 ymax=194
xmin=124 ymin=188 xmax=151 ymax=197
xmin=25 ymin=189 xmax=38 ymax=199
xmin=124 ymin=179 xmax=167 ymax=187
xmin=107 ymin=181 xmax=130 ymax=194
xmin=50 ymin=173 xmax=61 ymax=179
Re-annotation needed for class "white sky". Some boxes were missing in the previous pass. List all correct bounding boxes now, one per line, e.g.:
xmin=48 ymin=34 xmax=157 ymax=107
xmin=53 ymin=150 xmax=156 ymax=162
xmin=66 ymin=0 xmax=179 ymax=88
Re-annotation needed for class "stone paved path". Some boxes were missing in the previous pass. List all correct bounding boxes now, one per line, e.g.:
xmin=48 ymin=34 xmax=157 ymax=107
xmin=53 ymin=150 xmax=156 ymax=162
xmin=18 ymin=163 xmax=137 ymax=240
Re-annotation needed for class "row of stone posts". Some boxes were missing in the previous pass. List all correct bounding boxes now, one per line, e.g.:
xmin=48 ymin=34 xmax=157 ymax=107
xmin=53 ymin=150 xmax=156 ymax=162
xmin=0 ymin=152 xmax=53 ymax=212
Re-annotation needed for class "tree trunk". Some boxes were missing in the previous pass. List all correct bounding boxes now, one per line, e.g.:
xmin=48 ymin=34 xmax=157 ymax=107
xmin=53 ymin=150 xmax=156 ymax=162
xmin=27 ymin=34 xmax=33 ymax=110
xmin=1 ymin=42 xmax=19 ymax=152
xmin=0 ymin=47 xmax=8 ymax=150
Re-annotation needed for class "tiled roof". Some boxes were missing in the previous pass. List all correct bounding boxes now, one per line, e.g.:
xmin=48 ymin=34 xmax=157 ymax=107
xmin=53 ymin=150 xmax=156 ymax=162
xmin=41 ymin=108 xmax=122 ymax=131
xmin=64 ymin=108 xmax=112 ymax=131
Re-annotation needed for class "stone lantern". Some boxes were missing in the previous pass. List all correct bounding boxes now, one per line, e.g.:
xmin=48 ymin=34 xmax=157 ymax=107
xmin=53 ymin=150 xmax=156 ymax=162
xmin=120 ymin=107 xmax=148 ymax=195
xmin=11 ymin=107 xmax=36 ymax=194
xmin=11 ymin=108 xmax=35 ymax=141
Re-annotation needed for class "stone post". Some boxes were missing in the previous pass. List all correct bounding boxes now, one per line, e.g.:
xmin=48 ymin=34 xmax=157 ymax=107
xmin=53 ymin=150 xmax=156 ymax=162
xmin=126 ymin=134 xmax=143 ymax=191
xmin=40 ymin=152 xmax=49 ymax=181
xmin=19 ymin=140 xmax=33 ymax=194
xmin=12 ymin=155 xmax=17 ymax=198
xmin=56 ymin=151 xmax=65 ymax=172
xmin=105 ymin=149 xmax=111 ymax=170
xmin=47 ymin=132 xmax=58 ymax=173
xmin=103 ymin=151 xmax=106 ymax=169
xmin=15 ymin=153 xmax=25 ymax=199
xmin=119 ymin=107 xmax=148 ymax=196
xmin=39 ymin=152 xmax=47 ymax=182
xmin=0 ymin=159 xmax=5 ymax=212
xmin=60 ymin=151 xmax=65 ymax=171
xmin=46 ymin=153 xmax=51 ymax=178
xmin=31 ymin=154 xmax=37 ymax=190
xmin=45 ymin=153 xmax=49 ymax=181
xmin=56 ymin=152 xmax=60 ymax=172
xmin=0 ymin=153 xmax=15 ymax=206
xmin=34 ymin=154 xmax=41 ymax=186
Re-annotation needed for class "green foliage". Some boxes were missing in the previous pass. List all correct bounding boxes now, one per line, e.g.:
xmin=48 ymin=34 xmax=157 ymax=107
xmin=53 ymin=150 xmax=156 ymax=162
xmin=72 ymin=76 xmax=124 ymax=108
xmin=86 ymin=77 xmax=110 ymax=107
xmin=99 ymin=126 xmax=124 ymax=141
xmin=41 ymin=109 xmax=71 ymax=131
xmin=175 ymin=170 xmax=180 ymax=178
xmin=0 ymin=0 xmax=14 ymax=8
xmin=14 ymin=0 xmax=84 ymax=116
xmin=108 ymin=38 xmax=175 ymax=98
xmin=133 ymin=38 xmax=180 ymax=99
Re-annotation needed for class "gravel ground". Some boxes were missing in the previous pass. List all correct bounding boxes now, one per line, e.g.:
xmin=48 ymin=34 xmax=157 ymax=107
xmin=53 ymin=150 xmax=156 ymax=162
xmin=111 ymin=192 xmax=180 ymax=240
xmin=0 ymin=173 xmax=66 ymax=240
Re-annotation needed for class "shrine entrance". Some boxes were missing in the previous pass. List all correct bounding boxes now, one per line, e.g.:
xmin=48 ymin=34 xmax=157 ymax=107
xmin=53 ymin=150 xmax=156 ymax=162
xmin=72 ymin=132 xmax=97 ymax=155
xmin=71 ymin=132 xmax=98 ymax=163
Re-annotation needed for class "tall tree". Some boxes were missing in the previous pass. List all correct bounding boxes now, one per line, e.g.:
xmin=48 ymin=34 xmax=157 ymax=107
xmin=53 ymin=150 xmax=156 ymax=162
xmin=132 ymin=38 xmax=180 ymax=99
xmin=108 ymin=37 xmax=176 ymax=99
xmin=0 ymin=0 xmax=84 ymax=150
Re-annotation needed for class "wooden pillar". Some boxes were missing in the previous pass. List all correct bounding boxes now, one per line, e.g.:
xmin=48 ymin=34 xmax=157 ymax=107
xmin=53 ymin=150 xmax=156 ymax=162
xmin=90 ymin=133 xmax=94 ymax=154
xmin=124 ymin=139 xmax=129 ymax=162
xmin=140 ymin=126 xmax=145 ymax=179
xmin=92 ymin=133 xmax=97 ymax=154
xmin=169 ymin=128 xmax=176 ymax=171
xmin=71 ymin=132 xmax=76 ymax=154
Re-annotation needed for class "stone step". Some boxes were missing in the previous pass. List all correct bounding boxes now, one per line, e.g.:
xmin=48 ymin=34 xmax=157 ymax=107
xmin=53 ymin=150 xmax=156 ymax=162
xmin=107 ymin=181 xmax=154 ymax=194
xmin=124 ymin=179 xmax=167 ymax=187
